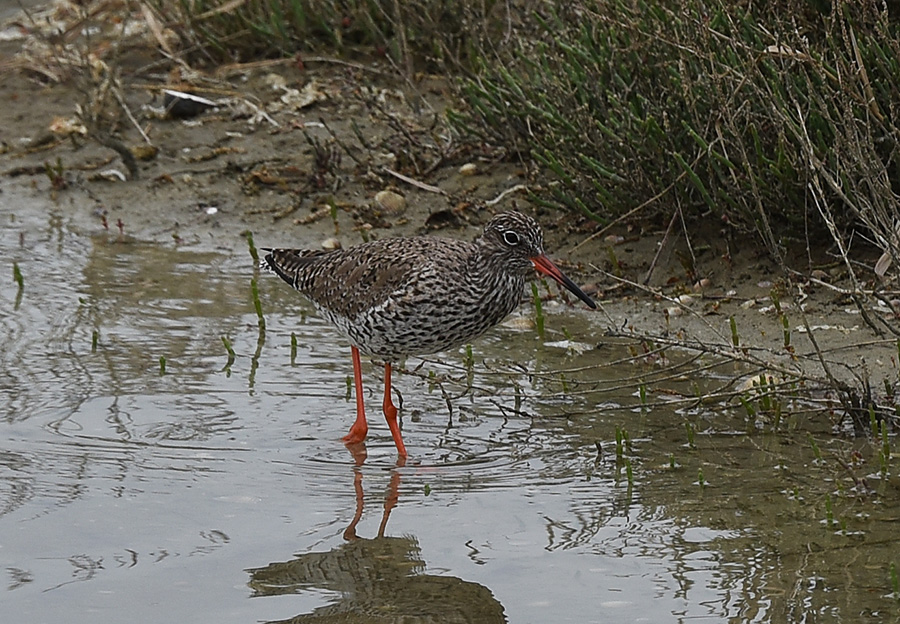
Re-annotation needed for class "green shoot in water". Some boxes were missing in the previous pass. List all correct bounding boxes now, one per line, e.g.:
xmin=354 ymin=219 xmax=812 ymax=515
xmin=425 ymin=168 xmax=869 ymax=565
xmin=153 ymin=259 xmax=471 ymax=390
xmin=159 ymin=356 xmax=166 ymax=375
xmin=532 ymin=282 xmax=544 ymax=339
xmin=685 ymin=421 xmax=695 ymax=448
xmin=825 ymin=493 xmax=834 ymax=527
xmin=13 ymin=262 xmax=23 ymax=309
xmin=91 ymin=330 xmax=99 ymax=353
xmin=890 ymin=563 xmax=899 ymax=599
xmin=740 ymin=395 xmax=757 ymax=420
xmin=221 ymin=336 xmax=236 ymax=369
xmin=251 ymin=278 xmax=266 ymax=331
xmin=243 ymin=230 xmax=259 ymax=262
xmin=345 ymin=375 xmax=352 ymax=400
xmin=759 ymin=375 xmax=772 ymax=412
xmin=290 ymin=332 xmax=298 ymax=365
xmin=697 ymin=467 xmax=705 ymax=488
xmin=770 ymin=287 xmax=782 ymax=315
xmin=606 ymin=245 xmax=622 ymax=277
xmin=464 ymin=344 xmax=474 ymax=369
xmin=808 ymin=434 xmax=822 ymax=461
xmin=729 ymin=316 xmax=739 ymax=347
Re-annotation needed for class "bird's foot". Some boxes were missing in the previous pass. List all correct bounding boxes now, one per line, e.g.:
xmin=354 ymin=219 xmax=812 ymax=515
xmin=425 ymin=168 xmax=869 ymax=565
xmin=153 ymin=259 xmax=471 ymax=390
xmin=342 ymin=421 xmax=368 ymax=445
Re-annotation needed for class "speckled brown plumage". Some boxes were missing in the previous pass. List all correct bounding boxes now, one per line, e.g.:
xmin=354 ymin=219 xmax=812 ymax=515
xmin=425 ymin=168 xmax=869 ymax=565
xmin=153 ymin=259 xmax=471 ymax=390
xmin=260 ymin=211 xmax=595 ymax=456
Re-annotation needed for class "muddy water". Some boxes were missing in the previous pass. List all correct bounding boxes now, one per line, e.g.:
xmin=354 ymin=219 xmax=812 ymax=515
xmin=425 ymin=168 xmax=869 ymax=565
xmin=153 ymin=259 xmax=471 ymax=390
xmin=2 ymin=200 xmax=899 ymax=623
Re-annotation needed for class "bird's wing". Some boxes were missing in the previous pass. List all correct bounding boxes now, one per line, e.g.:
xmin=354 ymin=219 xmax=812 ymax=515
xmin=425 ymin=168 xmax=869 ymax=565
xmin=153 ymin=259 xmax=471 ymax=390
xmin=262 ymin=238 xmax=469 ymax=319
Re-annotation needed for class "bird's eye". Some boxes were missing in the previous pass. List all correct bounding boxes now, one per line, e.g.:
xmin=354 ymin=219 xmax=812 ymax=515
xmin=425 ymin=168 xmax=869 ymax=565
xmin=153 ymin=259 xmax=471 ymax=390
xmin=502 ymin=231 xmax=520 ymax=246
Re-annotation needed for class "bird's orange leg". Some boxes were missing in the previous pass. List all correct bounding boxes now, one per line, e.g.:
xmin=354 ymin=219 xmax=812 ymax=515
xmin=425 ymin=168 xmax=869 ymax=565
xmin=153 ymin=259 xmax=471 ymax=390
xmin=377 ymin=459 xmax=404 ymax=537
xmin=342 ymin=346 xmax=368 ymax=445
xmin=383 ymin=363 xmax=408 ymax=456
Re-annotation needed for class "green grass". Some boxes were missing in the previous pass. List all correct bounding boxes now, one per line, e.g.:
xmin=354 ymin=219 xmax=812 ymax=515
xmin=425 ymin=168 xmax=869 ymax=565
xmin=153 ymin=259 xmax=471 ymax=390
xmin=449 ymin=0 xmax=900 ymax=268
xmin=149 ymin=0 xmax=498 ymax=72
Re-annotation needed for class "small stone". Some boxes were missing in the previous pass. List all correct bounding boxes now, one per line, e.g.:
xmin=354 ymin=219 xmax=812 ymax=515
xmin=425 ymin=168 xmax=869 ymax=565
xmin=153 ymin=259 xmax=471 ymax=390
xmin=459 ymin=163 xmax=478 ymax=176
xmin=321 ymin=237 xmax=341 ymax=250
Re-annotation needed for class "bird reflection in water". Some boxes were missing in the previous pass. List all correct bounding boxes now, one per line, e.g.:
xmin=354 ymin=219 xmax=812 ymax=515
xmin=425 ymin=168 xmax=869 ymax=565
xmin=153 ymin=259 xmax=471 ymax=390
xmin=247 ymin=452 xmax=507 ymax=623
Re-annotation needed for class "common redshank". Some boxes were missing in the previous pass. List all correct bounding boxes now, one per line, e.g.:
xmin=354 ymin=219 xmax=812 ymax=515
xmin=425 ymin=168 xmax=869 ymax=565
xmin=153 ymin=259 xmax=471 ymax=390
xmin=261 ymin=211 xmax=595 ymax=456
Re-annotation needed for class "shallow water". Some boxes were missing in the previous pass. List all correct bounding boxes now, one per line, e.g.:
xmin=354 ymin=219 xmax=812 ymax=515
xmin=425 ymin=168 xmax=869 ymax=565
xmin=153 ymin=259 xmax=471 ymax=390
xmin=2 ymin=198 xmax=900 ymax=623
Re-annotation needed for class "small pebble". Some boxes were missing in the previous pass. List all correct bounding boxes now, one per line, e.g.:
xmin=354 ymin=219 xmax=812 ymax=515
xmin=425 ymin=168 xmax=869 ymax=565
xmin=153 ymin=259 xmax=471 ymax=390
xmin=459 ymin=163 xmax=478 ymax=176
xmin=130 ymin=145 xmax=158 ymax=161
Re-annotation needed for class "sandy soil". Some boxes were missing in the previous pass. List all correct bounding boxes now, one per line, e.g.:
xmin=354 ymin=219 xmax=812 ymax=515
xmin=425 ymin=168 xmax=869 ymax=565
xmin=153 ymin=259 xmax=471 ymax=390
xmin=2 ymin=10 xmax=898 ymax=411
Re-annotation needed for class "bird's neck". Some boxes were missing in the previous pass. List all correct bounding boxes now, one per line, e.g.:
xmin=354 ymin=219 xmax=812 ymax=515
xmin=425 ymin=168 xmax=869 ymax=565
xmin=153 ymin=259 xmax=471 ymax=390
xmin=465 ymin=243 xmax=525 ymax=294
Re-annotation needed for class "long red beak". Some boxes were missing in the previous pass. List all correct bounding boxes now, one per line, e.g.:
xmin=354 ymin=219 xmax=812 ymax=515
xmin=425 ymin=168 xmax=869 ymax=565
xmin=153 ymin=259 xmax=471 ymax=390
xmin=531 ymin=255 xmax=596 ymax=309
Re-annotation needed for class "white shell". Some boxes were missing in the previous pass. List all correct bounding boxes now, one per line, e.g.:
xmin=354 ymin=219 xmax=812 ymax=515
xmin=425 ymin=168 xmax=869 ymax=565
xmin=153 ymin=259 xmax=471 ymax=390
xmin=373 ymin=190 xmax=406 ymax=215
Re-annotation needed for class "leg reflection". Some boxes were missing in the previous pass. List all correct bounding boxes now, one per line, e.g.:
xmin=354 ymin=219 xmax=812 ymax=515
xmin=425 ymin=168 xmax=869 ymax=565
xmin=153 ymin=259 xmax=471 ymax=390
xmin=247 ymin=455 xmax=506 ymax=623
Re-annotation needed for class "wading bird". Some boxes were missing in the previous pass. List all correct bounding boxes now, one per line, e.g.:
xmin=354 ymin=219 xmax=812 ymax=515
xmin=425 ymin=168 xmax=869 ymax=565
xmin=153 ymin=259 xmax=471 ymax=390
xmin=261 ymin=211 xmax=596 ymax=456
